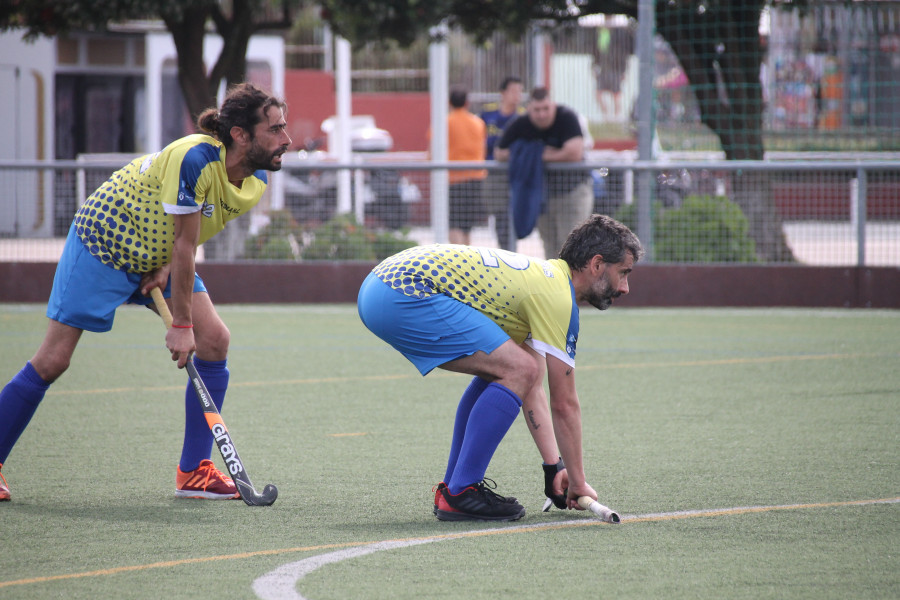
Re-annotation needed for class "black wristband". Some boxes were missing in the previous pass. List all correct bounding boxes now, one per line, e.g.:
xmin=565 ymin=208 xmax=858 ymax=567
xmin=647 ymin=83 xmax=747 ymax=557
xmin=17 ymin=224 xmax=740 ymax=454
xmin=542 ymin=458 xmax=567 ymax=510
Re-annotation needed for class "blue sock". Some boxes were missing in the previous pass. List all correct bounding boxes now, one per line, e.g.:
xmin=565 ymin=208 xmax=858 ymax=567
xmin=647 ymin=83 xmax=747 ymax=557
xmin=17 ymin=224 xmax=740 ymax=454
xmin=447 ymin=382 xmax=522 ymax=495
xmin=0 ymin=362 xmax=51 ymax=464
xmin=444 ymin=376 xmax=490 ymax=483
xmin=179 ymin=358 xmax=228 ymax=472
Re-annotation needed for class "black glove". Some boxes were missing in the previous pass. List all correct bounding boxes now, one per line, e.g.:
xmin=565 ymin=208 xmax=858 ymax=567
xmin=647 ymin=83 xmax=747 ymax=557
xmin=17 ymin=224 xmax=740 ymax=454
xmin=542 ymin=458 xmax=567 ymax=510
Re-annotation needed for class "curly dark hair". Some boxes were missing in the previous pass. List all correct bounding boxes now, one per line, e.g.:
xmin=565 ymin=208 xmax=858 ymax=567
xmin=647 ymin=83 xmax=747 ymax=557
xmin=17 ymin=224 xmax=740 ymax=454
xmin=558 ymin=214 xmax=643 ymax=270
xmin=196 ymin=83 xmax=286 ymax=148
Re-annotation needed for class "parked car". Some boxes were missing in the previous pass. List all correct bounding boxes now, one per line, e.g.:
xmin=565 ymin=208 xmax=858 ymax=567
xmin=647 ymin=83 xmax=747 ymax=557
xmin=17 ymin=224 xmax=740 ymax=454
xmin=283 ymin=116 xmax=418 ymax=230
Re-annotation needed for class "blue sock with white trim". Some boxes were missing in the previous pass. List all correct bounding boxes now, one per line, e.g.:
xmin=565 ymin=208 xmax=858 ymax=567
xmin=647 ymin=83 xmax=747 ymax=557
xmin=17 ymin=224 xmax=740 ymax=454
xmin=179 ymin=358 xmax=228 ymax=473
xmin=447 ymin=382 xmax=522 ymax=495
xmin=0 ymin=362 xmax=50 ymax=464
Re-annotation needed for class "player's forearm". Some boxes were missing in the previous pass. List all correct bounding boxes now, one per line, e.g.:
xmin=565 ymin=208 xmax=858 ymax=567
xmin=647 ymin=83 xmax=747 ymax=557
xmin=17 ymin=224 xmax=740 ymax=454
xmin=169 ymin=238 xmax=195 ymax=326
xmin=550 ymin=394 xmax=586 ymax=487
xmin=169 ymin=212 xmax=201 ymax=325
xmin=493 ymin=146 xmax=510 ymax=162
xmin=521 ymin=383 xmax=560 ymax=464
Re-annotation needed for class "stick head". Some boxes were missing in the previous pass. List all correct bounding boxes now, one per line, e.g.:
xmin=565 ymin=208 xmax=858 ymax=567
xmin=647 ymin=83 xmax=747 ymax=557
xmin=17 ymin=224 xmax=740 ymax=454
xmin=238 ymin=482 xmax=279 ymax=506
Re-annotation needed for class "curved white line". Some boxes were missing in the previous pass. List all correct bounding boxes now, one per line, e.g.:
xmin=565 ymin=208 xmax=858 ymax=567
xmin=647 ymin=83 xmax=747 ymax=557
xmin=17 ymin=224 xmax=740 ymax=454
xmin=252 ymin=498 xmax=900 ymax=600
xmin=252 ymin=538 xmax=441 ymax=600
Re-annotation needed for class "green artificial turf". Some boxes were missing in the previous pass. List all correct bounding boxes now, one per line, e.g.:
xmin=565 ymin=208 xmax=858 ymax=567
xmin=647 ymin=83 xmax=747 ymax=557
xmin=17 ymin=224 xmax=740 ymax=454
xmin=0 ymin=305 xmax=897 ymax=599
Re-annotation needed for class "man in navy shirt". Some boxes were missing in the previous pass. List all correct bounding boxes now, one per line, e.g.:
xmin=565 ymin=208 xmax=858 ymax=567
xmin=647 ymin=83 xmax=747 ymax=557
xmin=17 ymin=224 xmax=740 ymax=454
xmin=480 ymin=77 xmax=524 ymax=250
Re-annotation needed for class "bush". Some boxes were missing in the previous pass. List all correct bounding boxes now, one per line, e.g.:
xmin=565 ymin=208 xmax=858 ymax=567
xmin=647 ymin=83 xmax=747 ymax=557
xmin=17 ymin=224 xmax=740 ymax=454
xmin=244 ymin=212 xmax=416 ymax=261
xmin=243 ymin=210 xmax=302 ymax=260
xmin=299 ymin=213 xmax=417 ymax=261
xmin=613 ymin=199 xmax=658 ymax=235
xmin=615 ymin=195 xmax=757 ymax=263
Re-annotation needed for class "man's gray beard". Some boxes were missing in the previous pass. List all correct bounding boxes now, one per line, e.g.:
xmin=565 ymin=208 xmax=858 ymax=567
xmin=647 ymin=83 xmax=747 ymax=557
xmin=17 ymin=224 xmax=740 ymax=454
xmin=589 ymin=296 xmax=613 ymax=311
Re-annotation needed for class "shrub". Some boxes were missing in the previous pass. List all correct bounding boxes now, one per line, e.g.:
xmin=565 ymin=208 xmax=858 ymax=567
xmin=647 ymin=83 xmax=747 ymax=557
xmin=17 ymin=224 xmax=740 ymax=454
xmin=613 ymin=199 xmax=659 ymax=235
xmin=299 ymin=213 xmax=417 ymax=261
xmin=615 ymin=196 xmax=757 ymax=263
xmin=657 ymin=195 xmax=757 ymax=262
xmin=243 ymin=210 xmax=302 ymax=260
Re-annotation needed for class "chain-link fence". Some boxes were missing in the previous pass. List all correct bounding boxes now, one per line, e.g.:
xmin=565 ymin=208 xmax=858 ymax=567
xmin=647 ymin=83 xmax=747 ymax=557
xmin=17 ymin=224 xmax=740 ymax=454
xmin=2 ymin=157 xmax=898 ymax=267
xmin=285 ymin=2 xmax=900 ymax=153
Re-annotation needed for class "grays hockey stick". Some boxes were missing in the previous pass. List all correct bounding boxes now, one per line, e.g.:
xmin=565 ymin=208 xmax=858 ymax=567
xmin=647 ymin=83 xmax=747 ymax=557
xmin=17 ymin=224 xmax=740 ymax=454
xmin=151 ymin=287 xmax=278 ymax=506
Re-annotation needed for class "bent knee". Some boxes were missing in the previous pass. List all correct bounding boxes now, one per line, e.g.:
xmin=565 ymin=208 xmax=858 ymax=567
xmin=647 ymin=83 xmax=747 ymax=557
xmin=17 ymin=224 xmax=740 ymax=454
xmin=518 ymin=357 xmax=541 ymax=389
xmin=500 ymin=355 xmax=540 ymax=396
xmin=29 ymin=355 xmax=70 ymax=384
xmin=196 ymin=323 xmax=230 ymax=360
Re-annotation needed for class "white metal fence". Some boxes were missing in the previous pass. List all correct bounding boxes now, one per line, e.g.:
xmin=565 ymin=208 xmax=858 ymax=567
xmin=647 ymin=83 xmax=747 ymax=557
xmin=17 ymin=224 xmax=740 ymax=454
xmin=0 ymin=156 xmax=897 ymax=266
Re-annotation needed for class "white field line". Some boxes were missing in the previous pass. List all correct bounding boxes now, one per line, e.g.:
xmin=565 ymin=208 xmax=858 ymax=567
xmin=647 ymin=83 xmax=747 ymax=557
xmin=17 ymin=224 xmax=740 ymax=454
xmin=251 ymin=496 xmax=900 ymax=600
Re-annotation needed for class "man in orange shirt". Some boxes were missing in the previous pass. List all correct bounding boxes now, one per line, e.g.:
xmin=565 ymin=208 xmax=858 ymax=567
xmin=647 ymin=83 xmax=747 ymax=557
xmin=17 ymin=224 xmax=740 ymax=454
xmin=447 ymin=86 xmax=487 ymax=244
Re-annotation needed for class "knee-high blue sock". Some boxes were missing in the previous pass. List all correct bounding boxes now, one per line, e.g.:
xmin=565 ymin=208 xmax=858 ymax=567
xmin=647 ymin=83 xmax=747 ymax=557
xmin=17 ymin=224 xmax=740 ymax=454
xmin=0 ymin=362 xmax=50 ymax=464
xmin=179 ymin=358 xmax=228 ymax=472
xmin=444 ymin=376 xmax=490 ymax=483
xmin=447 ymin=382 xmax=522 ymax=495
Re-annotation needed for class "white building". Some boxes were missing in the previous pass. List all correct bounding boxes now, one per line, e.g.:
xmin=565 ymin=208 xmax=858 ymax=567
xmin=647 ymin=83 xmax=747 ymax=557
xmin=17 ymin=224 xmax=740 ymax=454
xmin=0 ymin=25 xmax=284 ymax=238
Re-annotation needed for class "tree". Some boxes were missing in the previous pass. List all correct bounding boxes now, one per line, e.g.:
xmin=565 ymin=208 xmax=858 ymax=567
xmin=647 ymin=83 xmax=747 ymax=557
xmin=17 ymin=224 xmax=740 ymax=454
xmin=1 ymin=0 xmax=303 ymax=257
xmin=652 ymin=1 xmax=792 ymax=262
xmin=0 ymin=0 xmax=301 ymax=121
xmin=320 ymin=0 xmax=796 ymax=261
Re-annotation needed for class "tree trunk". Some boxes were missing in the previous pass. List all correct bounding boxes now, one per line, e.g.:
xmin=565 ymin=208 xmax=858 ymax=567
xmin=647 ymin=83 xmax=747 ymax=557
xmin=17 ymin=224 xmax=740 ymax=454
xmin=163 ymin=7 xmax=218 ymax=125
xmin=658 ymin=3 xmax=795 ymax=262
xmin=209 ymin=0 xmax=254 ymax=90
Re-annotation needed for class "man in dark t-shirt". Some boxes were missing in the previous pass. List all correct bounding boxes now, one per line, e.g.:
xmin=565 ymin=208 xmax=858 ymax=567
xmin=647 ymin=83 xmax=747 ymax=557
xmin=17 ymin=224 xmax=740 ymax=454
xmin=495 ymin=87 xmax=593 ymax=258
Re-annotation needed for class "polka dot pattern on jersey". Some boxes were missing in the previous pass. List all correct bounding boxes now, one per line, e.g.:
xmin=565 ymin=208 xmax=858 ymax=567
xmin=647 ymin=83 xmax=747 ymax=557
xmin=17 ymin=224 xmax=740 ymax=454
xmin=373 ymin=243 xmax=533 ymax=330
xmin=373 ymin=245 xmax=501 ymax=308
xmin=372 ymin=243 xmax=577 ymax=353
xmin=74 ymin=158 xmax=173 ymax=273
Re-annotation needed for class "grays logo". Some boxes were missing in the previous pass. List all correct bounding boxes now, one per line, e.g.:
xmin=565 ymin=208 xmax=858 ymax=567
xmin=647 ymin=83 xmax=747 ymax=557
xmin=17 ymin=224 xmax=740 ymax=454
xmin=201 ymin=201 xmax=215 ymax=218
xmin=211 ymin=422 xmax=245 ymax=475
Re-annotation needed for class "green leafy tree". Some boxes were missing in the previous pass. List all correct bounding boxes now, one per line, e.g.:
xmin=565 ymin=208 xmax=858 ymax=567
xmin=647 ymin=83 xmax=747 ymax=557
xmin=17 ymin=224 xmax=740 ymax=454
xmin=0 ymin=0 xmax=302 ymax=120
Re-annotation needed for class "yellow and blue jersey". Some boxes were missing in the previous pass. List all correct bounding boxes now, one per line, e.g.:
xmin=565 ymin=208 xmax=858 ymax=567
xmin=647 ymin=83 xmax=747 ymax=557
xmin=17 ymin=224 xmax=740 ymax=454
xmin=73 ymin=134 xmax=267 ymax=273
xmin=373 ymin=244 xmax=579 ymax=367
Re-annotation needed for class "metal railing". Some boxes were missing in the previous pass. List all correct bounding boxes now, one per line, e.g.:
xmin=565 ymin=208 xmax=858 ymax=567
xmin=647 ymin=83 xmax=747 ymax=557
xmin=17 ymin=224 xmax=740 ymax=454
xmin=0 ymin=157 xmax=897 ymax=266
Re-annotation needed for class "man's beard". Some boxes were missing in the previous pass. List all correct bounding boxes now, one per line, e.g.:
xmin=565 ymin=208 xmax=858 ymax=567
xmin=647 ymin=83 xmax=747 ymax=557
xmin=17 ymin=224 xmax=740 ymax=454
xmin=586 ymin=276 xmax=620 ymax=311
xmin=246 ymin=143 xmax=286 ymax=172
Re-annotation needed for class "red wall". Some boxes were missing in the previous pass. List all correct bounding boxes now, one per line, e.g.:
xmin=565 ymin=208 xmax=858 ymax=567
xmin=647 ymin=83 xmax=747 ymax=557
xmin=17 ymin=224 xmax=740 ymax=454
xmin=284 ymin=70 xmax=336 ymax=150
xmin=284 ymin=70 xmax=430 ymax=152
xmin=3 ymin=262 xmax=897 ymax=308
xmin=283 ymin=69 xmax=628 ymax=152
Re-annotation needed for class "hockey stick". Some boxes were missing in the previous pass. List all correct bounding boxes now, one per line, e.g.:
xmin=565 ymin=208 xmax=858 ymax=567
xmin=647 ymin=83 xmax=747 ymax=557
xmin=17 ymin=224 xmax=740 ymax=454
xmin=150 ymin=287 xmax=278 ymax=506
xmin=576 ymin=496 xmax=620 ymax=523
xmin=541 ymin=496 xmax=621 ymax=523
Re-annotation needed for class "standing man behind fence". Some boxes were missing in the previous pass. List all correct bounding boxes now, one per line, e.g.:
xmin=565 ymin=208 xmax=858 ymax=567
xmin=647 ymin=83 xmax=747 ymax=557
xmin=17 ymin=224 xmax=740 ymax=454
xmin=495 ymin=87 xmax=593 ymax=259
xmin=446 ymin=85 xmax=487 ymax=245
xmin=480 ymin=76 xmax=524 ymax=250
